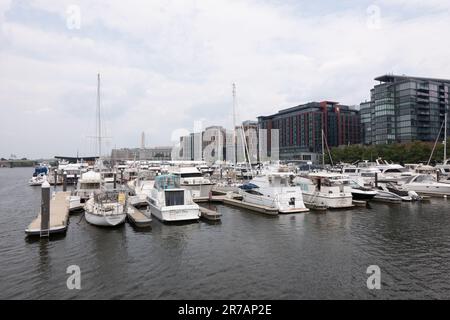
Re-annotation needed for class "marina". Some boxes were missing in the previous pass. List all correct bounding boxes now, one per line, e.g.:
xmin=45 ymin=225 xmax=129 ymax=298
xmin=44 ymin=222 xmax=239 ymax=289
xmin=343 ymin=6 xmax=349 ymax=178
xmin=1 ymin=0 xmax=450 ymax=303
xmin=3 ymin=167 xmax=450 ymax=299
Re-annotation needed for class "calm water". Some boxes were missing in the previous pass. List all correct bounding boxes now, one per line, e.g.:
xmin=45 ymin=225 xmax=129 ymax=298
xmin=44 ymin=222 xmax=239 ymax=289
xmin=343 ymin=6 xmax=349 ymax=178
xmin=1 ymin=167 xmax=450 ymax=299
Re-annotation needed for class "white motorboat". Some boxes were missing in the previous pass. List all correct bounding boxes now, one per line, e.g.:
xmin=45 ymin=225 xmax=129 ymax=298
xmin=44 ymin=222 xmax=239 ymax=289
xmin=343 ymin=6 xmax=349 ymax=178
xmin=128 ymin=178 xmax=155 ymax=208
xmin=101 ymin=171 xmax=116 ymax=184
xmin=28 ymin=173 xmax=47 ymax=186
xmin=75 ymin=171 xmax=103 ymax=202
xmin=147 ymin=174 xmax=200 ymax=222
xmin=294 ymin=172 xmax=353 ymax=209
xmin=347 ymin=179 xmax=378 ymax=201
xmin=401 ymin=174 xmax=450 ymax=196
xmin=58 ymin=162 xmax=88 ymax=184
xmin=197 ymin=164 xmax=214 ymax=176
xmin=375 ymin=160 xmax=413 ymax=182
xmin=238 ymin=172 xmax=309 ymax=214
xmin=171 ymin=166 xmax=215 ymax=199
xmin=85 ymin=190 xmax=127 ymax=227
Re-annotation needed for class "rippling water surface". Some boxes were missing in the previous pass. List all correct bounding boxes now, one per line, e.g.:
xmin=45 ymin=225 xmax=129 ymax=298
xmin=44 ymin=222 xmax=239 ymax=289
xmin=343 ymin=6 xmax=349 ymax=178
xmin=1 ymin=167 xmax=450 ymax=299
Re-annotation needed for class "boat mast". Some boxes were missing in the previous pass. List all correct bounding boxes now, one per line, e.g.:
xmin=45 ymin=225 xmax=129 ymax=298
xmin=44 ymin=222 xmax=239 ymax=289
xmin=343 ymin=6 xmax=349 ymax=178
xmin=427 ymin=120 xmax=445 ymax=166
xmin=445 ymin=107 xmax=448 ymax=164
xmin=321 ymin=130 xmax=325 ymax=167
xmin=97 ymin=73 xmax=102 ymax=159
xmin=232 ymin=83 xmax=237 ymax=166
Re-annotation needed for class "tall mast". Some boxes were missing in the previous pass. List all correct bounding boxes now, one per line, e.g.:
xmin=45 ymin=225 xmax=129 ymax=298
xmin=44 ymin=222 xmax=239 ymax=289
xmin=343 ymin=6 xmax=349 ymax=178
xmin=445 ymin=107 xmax=448 ymax=163
xmin=97 ymin=73 xmax=102 ymax=158
xmin=322 ymin=130 xmax=325 ymax=167
xmin=232 ymin=83 xmax=237 ymax=165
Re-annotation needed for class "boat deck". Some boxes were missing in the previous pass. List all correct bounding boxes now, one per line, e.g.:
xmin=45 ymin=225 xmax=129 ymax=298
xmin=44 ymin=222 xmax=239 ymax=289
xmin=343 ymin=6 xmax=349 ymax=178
xmin=26 ymin=191 xmax=71 ymax=236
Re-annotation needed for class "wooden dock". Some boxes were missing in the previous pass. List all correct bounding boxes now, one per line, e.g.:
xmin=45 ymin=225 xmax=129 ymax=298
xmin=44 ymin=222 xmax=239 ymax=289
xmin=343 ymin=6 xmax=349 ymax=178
xmin=219 ymin=197 xmax=279 ymax=215
xmin=25 ymin=191 xmax=71 ymax=236
xmin=199 ymin=206 xmax=222 ymax=221
xmin=127 ymin=206 xmax=152 ymax=228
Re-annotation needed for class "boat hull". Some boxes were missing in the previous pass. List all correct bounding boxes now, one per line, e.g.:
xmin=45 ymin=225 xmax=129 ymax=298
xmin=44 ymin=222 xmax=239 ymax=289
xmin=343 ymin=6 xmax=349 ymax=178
xmin=404 ymin=184 xmax=450 ymax=196
xmin=149 ymin=203 xmax=200 ymax=222
xmin=85 ymin=211 xmax=126 ymax=227
xmin=302 ymin=193 xmax=353 ymax=209
xmin=240 ymin=190 xmax=308 ymax=213
xmin=181 ymin=183 xmax=214 ymax=199
xmin=351 ymin=190 xmax=377 ymax=201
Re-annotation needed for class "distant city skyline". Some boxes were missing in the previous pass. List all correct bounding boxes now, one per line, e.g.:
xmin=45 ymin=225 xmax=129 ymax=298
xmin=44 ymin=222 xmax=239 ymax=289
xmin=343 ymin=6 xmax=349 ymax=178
xmin=1 ymin=1 xmax=450 ymax=158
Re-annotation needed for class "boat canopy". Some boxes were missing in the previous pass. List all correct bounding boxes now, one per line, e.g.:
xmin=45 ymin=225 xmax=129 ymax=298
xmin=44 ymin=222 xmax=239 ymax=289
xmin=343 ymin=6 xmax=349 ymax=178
xmin=154 ymin=174 xmax=180 ymax=190
xmin=239 ymin=183 xmax=259 ymax=190
xmin=33 ymin=166 xmax=48 ymax=176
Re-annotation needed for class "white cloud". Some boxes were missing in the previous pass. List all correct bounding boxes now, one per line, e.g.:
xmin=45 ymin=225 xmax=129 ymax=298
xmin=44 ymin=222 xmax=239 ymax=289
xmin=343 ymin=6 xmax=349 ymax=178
xmin=0 ymin=0 xmax=449 ymax=158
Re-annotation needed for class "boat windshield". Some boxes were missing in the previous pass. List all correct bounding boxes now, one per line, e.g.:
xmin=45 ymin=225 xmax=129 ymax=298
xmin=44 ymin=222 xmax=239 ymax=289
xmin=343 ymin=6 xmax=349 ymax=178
xmin=414 ymin=175 xmax=436 ymax=183
xmin=80 ymin=182 xmax=101 ymax=189
xmin=180 ymin=172 xmax=203 ymax=178
xmin=154 ymin=175 xmax=180 ymax=190
xmin=406 ymin=175 xmax=436 ymax=184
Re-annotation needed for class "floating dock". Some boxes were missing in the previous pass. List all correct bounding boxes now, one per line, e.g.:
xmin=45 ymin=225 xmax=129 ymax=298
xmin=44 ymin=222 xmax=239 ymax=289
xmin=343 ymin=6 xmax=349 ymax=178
xmin=215 ymin=196 xmax=279 ymax=215
xmin=127 ymin=206 xmax=152 ymax=228
xmin=199 ymin=206 xmax=222 ymax=221
xmin=25 ymin=191 xmax=71 ymax=237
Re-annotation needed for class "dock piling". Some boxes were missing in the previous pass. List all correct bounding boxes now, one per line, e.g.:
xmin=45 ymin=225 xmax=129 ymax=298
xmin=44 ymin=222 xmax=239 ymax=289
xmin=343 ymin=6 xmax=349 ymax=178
xmin=63 ymin=171 xmax=67 ymax=192
xmin=113 ymin=172 xmax=117 ymax=190
xmin=40 ymin=181 xmax=51 ymax=238
xmin=54 ymin=169 xmax=58 ymax=189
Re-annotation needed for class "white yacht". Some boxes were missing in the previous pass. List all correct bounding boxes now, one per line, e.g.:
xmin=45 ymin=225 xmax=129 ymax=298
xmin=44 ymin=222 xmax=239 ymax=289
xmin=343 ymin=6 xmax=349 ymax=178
xmin=58 ymin=162 xmax=88 ymax=184
xmin=347 ymin=179 xmax=378 ymax=201
xmin=28 ymin=165 xmax=49 ymax=186
xmin=171 ymin=166 xmax=215 ymax=200
xmin=375 ymin=160 xmax=412 ymax=182
xmin=401 ymin=174 xmax=450 ymax=196
xmin=101 ymin=171 xmax=116 ymax=184
xmin=75 ymin=171 xmax=103 ymax=202
xmin=238 ymin=172 xmax=309 ymax=214
xmin=85 ymin=190 xmax=127 ymax=227
xmin=147 ymin=174 xmax=201 ymax=222
xmin=28 ymin=173 xmax=47 ymax=186
xmin=197 ymin=164 xmax=214 ymax=176
xmin=128 ymin=178 xmax=155 ymax=208
xmin=294 ymin=172 xmax=353 ymax=209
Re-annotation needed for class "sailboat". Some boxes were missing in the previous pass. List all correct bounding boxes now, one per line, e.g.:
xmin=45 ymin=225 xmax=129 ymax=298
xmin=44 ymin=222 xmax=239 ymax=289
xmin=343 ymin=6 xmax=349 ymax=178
xmin=84 ymin=74 xmax=126 ymax=227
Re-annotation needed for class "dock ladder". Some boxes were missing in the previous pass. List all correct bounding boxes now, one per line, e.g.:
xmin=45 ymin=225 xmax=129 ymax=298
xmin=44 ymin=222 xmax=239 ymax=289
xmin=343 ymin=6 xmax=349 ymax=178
xmin=40 ymin=229 xmax=50 ymax=238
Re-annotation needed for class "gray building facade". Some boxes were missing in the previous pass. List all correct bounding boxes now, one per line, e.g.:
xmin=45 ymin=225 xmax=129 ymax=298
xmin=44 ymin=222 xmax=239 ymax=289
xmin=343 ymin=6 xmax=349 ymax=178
xmin=361 ymin=75 xmax=450 ymax=145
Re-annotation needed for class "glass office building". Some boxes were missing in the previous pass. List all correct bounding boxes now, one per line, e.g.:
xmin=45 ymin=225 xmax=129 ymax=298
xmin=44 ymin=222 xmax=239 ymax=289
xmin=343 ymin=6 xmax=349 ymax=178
xmin=258 ymin=101 xmax=361 ymax=160
xmin=361 ymin=75 xmax=450 ymax=144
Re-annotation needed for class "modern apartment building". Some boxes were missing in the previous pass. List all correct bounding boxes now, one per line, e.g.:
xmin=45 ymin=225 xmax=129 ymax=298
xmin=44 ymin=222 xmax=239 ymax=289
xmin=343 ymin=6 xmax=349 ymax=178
xmin=360 ymin=74 xmax=450 ymax=144
xmin=258 ymin=101 xmax=361 ymax=160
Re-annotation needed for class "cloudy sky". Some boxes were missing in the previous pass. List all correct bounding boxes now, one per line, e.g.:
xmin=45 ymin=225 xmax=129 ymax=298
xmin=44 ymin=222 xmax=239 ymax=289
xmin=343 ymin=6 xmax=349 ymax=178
xmin=1 ymin=0 xmax=450 ymax=159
